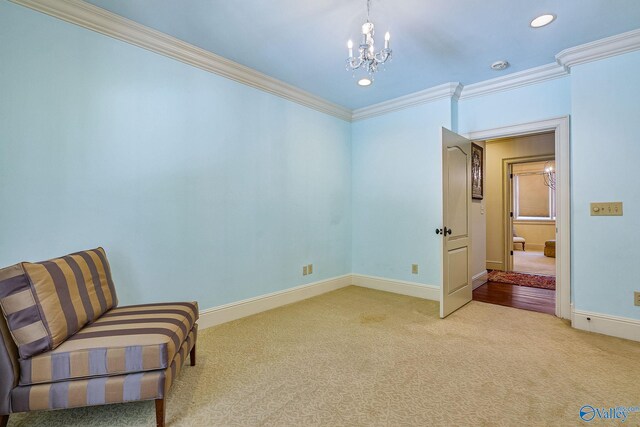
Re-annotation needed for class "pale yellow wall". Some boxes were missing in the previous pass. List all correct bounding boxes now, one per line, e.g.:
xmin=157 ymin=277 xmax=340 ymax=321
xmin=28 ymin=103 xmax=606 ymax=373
xmin=471 ymin=141 xmax=486 ymax=281
xmin=485 ymin=133 xmax=555 ymax=271
xmin=513 ymin=222 xmax=556 ymax=250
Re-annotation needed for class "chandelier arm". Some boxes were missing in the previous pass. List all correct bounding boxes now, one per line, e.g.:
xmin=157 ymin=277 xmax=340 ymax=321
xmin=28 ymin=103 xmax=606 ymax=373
xmin=374 ymin=50 xmax=391 ymax=64
xmin=543 ymin=161 xmax=556 ymax=190
xmin=347 ymin=57 xmax=364 ymax=70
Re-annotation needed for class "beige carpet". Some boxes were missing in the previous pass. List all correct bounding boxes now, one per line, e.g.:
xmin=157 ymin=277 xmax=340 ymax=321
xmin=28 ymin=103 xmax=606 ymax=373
xmin=514 ymin=249 xmax=556 ymax=276
xmin=8 ymin=286 xmax=640 ymax=426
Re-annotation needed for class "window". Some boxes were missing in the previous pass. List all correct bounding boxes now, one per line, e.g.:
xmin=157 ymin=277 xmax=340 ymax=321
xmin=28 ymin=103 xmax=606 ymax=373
xmin=513 ymin=162 xmax=555 ymax=221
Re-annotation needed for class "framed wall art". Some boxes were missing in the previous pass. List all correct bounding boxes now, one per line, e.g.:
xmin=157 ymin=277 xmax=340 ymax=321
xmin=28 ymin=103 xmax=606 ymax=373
xmin=471 ymin=143 xmax=483 ymax=200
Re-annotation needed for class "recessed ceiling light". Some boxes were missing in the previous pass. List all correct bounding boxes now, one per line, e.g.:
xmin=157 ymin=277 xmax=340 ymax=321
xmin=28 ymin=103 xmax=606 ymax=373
xmin=530 ymin=14 xmax=556 ymax=28
xmin=491 ymin=60 xmax=509 ymax=71
xmin=358 ymin=78 xmax=372 ymax=87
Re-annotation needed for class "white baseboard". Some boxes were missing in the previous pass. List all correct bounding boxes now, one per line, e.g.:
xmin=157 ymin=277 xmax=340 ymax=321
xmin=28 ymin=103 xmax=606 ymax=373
xmin=572 ymin=307 xmax=640 ymax=342
xmin=472 ymin=270 xmax=488 ymax=290
xmin=198 ymin=274 xmax=351 ymax=329
xmin=196 ymin=274 xmax=640 ymax=343
xmin=198 ymin=274 xmax=439 ymax=330
xmin=351 ymin=274 xmax=440 ymax=301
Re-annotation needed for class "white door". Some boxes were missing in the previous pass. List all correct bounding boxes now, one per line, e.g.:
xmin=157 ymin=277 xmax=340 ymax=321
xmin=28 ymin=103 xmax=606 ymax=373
xmin=440 ymin=128 xmax=472 ymax=318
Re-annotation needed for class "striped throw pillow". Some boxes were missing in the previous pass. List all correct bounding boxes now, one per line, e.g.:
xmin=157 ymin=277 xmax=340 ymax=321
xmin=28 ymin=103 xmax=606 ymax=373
xmin=0 ymin=264 xmax=50 ymax=359
xmin=21 ymin=247 xmax=118 ymax=353
xmin=0 ymin=248 xmax=118 ymax=359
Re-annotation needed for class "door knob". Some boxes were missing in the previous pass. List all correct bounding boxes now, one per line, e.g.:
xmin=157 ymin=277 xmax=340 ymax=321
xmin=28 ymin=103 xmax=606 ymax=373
xmin=435 ymin=228 xmax=443 ymax=235
xmin=444 ymin=227 xmax=452 ymax=235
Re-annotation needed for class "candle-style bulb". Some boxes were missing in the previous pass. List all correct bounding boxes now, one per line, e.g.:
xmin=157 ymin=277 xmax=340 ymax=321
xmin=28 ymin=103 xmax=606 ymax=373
xmin=347 ymin=39 xmax=353 ymax=57
xmin=384 ymin=32 xmax=390 ymax=49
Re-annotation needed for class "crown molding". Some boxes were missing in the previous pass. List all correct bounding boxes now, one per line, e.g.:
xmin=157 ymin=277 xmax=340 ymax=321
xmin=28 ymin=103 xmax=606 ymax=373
xmin=458 ymin=63 xmax=568 ymax=100
xmin=10 ymin=0 xmax=640 ymax=122
xmin=351 ymin=82 xmax=462 ymax=121
xmin=556 ymin=28 xmax=640 ymax=68
xmin=10 ymin=0 xmax=353 ymax=122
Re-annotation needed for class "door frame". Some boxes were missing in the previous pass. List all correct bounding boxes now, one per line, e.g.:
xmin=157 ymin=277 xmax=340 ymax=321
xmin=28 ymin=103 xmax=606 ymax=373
xmin=465 ymin=116 xmax=571 ymax=319
xmin=503 ymin=154 xmax=555 ymax=272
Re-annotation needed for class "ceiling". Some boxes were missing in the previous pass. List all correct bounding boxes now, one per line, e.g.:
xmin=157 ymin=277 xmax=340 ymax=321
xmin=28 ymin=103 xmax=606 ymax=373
xmin=84 ymin=0 xmax=640 ymax=110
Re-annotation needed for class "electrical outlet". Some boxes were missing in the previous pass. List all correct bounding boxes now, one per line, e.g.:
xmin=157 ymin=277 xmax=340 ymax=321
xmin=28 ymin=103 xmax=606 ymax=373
xmin=635 ymin=291 xmax=640 ymax=307
xmin=412 ymin=264 xmax=419 ymax=274
xmin=308 ymin=264 xmax=313 ymax=274
xmin=303 ymin=266 xmax=308 ymax=276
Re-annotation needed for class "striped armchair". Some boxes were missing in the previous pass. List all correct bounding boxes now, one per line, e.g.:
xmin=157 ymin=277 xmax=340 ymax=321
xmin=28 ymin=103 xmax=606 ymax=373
xmin=0 ymin=248 xmax=198 ymax=427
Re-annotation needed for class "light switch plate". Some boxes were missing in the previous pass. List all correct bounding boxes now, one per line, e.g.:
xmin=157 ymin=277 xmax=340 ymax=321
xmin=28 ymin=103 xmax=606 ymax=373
xmin=308 ymin=264 xmax=313 ymax=274
xmin=412 ymin=264 xmax=418 ymax=274
xmin=303 ymin=266 xmax=308 ymax=276
xmin=635 ymin=291 xmax=640 ymax=307
xmin=590 ymin=202 xmax=623 ymax=216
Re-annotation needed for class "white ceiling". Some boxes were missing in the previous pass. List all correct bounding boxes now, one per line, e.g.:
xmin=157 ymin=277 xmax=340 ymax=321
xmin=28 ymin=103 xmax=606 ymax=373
xmin=85 ymin=0 xmax=640 ymax=110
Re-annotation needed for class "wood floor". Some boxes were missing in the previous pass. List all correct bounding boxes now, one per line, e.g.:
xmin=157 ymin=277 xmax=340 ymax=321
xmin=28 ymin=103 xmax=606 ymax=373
xmin=473 ymin=281 xmax=555 ymax=315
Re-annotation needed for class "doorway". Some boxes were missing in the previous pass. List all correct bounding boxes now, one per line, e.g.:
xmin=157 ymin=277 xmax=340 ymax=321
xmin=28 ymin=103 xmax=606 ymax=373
xmin=475 ymin=134 xmax=557 ymax=315
xmin=464 ymin=117 xmax=570 ymax=319
xmin=509 ymin=158 xmax=557 ymax=277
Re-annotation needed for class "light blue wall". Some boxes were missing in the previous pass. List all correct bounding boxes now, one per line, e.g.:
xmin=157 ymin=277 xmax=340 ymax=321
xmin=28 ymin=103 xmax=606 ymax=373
xmin=352 ymin=64 xmax=640 ymax=321
xmin=0 ymin=3 xmax=352 ymax=309
xmin=457 ymin=77 xmax=571 ymax=135
xmin=2 ymin=2 xmax=639 ymax=322
xmin=351 ymin=100 xmax=452 ymax=286
xmin=570 ymin=50 xmax=640 ymax=319
xmin=456 ymin=63 xmax=640 ymax=320
xmin=350 ymin=77 xmax=572 ymax=288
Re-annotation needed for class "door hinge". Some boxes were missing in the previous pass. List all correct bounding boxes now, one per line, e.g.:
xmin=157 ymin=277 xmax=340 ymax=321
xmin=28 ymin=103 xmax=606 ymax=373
xmin=510 ymin=250 xmax=514 ymax=256
xmin=510 ymin=212 xmax=513 ymax=218
xmin=510 ymin=173 xmax=513 ymax=179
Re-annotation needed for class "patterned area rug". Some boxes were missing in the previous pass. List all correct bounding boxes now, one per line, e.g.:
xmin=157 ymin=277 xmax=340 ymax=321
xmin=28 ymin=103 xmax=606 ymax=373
xmin=488 ymin=270 xmax=556 ymax=290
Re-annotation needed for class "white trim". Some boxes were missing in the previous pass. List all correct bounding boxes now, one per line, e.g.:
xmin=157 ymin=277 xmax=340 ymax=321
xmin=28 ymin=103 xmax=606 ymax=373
xmin=351 ymin=274 xmax=440 ymax=301
xmin=459 ymin=63 xmax=568 ymax=100
xmin=9 ymin=0 xmax=352 ymax=122
xmin=12 ymin=0 xmax=640 ymax=121
xmin=465 ymin=116 xmax=571 ymax=320
xmin=572 ymin=308 xmax=640 ymax=342
xmin=556 ymin=28 xmax=640 ymax=68
xmin=198 ymin=274 xmax=439 ymax=330
xmin=465 ymin=116 xmax=567 ymax=143
xmin=472 ymin=270 xmax=488 ymax=290
xmin=197 ymin=275 xmax=351 ymax=329
xmin=351 ymin=83 xmax=462 ymax=121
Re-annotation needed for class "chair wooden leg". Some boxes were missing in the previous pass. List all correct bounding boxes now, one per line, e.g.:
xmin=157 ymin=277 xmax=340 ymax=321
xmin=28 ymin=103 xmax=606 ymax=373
xmin=190 ymin=343 xmax=196 ymax=367
xmin=155 ymin=398 xmax=165 ymax=427
xmin=0 ymin=414 xmax=9 ymax=427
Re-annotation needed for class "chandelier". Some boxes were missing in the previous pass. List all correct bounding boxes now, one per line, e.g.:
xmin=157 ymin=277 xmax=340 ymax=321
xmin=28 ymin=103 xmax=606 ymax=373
xmin=346 ymin=0 xmax=392 ymax=86
xmin=543 ymin=161 xmax=556 ymax=190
